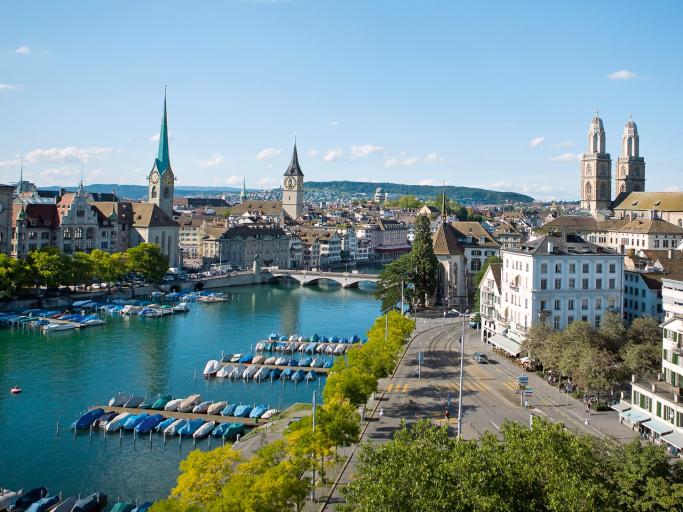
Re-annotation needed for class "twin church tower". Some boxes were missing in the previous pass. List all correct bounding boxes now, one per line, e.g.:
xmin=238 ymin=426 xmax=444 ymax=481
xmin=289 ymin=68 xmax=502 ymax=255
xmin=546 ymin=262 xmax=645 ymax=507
xmin=580 ymin=114 xmax=646 ymax=215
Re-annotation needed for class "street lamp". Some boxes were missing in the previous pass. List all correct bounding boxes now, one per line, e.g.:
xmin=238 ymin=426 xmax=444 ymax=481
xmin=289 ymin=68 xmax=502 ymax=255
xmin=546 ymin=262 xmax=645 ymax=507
xmin=452 ymin=307 xmax=469 ymax=438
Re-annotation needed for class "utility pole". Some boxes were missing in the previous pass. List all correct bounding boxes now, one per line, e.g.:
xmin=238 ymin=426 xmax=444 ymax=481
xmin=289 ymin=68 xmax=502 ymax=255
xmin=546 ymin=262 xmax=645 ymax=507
xmin=457 ymin=309 xmax=469 ymax=438
xmin=400 ymin=278 xmax=404 ymax=315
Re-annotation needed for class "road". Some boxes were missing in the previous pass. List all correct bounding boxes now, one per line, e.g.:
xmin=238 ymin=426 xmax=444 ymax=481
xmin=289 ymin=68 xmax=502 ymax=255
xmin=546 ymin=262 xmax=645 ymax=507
xmin=320 ymin=316 xmax=639 ymax=510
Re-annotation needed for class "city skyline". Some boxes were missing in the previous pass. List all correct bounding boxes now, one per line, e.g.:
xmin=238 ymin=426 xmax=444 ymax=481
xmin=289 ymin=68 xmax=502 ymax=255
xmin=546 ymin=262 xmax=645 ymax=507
xmin=2 ymin=1 xmax=683 ymax=200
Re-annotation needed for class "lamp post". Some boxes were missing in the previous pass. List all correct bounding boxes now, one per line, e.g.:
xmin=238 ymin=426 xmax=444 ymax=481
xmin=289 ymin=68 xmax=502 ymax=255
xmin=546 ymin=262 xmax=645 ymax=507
xmin=452 ymin=307 xmax=469 ymax=438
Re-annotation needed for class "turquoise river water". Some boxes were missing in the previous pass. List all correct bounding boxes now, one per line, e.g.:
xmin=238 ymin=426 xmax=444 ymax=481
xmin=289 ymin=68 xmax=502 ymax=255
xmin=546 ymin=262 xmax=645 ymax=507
xmin=0 ymin=282 xmax=380 ymax=502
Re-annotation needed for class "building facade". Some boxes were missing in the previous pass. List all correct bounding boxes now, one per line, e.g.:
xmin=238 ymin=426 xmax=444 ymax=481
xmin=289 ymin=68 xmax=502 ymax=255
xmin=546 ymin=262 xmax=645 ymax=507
xmin=282 ymin=144 xmax=304 ymax=220
xmin=580 ymin=115 xmax=612 ymax=215
xmin=616 ymin=118 xmax=646 ymax=196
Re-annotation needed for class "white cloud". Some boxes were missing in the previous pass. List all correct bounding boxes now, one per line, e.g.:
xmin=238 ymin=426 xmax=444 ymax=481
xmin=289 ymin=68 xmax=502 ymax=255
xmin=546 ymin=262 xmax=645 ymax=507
xmin=418 ymin=179 xmax=437 ymax=186
xmin=425 ymin=152 xmax=444 ymax=162
xmin=549 ymin=152 xmax=581 ymax=162
xmin=323 ymin=147 xmax=343 ymax=161
xmin=199 ymin=155 xmax=225 ymax=168
xmin=529 ymin=136 xmax=545 ymax=149
xmin=329 ymin=120 xmax=339 ymax=127
xmin=225 ymin=175 xmax=243 ymax=186
xmin=22 ymin=146 xmax=112 ymax=164
xmin=385 ymin=152 xmax=419 ymax=168
xmin=256 ymin=147 xmax=282 ymax=161
xmin=552 ymin=141 xmax=575 ymax=148
xmin=0 ymin=83 xmax=18 ymax=91
xmin=306 ymin=149 xmax=320 ymax=158
xmin=608 ymin=69 xmax=638 ymax=80
xmin=350 ymin=144 xmax=383 ymax=158
xmin=479 ymin=180 xmax=575 ymax=201
xmin=15 ymin=46 xmax=30 ymax=55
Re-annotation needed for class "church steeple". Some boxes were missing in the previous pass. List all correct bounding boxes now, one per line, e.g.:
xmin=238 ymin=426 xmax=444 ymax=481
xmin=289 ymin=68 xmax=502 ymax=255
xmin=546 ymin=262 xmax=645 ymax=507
xmin=616 ymin=116 xmax=645 ymax=196
xmin=282 ymin=139 xmax=304 ymax=220
xmin=156 ymin=88 xmax=171 ymax=175
xmin=284 ymin=142 xmax=303 ymax=177
xmin=580 ymin=112 xmax=612 ymax=217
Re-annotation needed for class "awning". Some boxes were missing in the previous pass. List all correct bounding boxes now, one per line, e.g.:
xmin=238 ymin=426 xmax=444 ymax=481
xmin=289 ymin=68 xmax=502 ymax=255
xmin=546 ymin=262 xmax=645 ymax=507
xmin=489 ymin=334 xmax=522 ymax=357
xmin=661 ymin=430 xmax=683 ymax=449
xmin=610 ymin=402 xmax=631 ymax=413
xmin=642 ymin=418 xmax=674 ymax=435
xmin=620 ymin=409 xmax=650 ymax=424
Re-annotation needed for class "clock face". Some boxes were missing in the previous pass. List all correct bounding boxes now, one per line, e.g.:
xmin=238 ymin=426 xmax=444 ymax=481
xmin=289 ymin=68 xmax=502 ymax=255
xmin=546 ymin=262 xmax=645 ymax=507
xmin=163 ymin=172 xmax=174 ymax=185
xmin=285 ymin=177 xmax=295 ymax=189
xmin=150 ymin=172 xmax=159 ymax=184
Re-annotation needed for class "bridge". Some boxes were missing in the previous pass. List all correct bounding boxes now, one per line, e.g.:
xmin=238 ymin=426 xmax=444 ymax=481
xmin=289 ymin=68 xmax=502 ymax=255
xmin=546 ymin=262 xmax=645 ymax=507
xmin=266 ymin=269 xmax=379 ymax=288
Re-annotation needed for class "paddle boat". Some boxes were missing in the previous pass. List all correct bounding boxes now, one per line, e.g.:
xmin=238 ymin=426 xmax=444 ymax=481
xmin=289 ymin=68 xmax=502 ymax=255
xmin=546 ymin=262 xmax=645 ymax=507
xmin=10 ymin=386 xmax=21 ymax=395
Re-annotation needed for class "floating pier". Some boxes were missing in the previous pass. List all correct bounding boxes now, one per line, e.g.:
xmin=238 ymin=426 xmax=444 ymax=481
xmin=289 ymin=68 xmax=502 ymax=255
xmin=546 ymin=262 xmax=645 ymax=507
xmin=90 ymin=406 xmax=260 ymax=425
xmin=218 ymin=361 xmax=332 ymax=374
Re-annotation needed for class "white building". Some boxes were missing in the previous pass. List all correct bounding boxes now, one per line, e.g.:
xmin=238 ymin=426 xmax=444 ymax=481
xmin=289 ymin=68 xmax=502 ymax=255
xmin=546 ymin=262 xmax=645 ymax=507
xmin=480 ymin=234 xmax=623 ymax=350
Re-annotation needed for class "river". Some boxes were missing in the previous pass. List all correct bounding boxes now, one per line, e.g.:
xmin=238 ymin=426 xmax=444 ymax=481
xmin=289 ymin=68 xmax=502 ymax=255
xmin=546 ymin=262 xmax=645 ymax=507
xmin=0 ymin=282 xmax=380 ymax=502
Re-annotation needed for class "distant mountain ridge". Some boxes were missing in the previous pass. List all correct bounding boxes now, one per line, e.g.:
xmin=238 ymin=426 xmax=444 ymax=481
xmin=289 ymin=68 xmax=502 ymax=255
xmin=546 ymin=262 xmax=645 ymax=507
xmin=305 ymin=181 xmax=533 ymax=203
xmin=40 ymin=181 xmax=533 ymax=203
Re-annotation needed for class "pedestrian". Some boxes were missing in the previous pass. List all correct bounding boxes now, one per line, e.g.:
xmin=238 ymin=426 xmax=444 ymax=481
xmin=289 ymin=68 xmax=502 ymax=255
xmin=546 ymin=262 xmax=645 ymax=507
xmin=379 ymin=408 xmax=384 ymax=419
xmin=524 ymin=399 xmax=529 ymax=408
xmin=445 ymin=409 xmax=450 ymax=423
xmin=584 ymin=417 xmax=590 ymax=426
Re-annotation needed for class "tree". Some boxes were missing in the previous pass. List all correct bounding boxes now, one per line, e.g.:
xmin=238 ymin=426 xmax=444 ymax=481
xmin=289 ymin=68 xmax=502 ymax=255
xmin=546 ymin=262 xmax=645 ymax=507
xmin=126 ymin=243 xmax=169 ymax=283
xmin=26 ymin=248 xmax=68 ymax=289
xmin=0 ymin=254 xmax=32 ymax=298
xmin=411 ymin=214 xmax=438 ymax=307
xmin=318 ymin=396 xmax=361 ymax=449
xmin=627 ymin=317 xmax=661 ymax=346
xmin=66 ymin=252 xmax=94 ymax=287
xmin=622 ymin=342 xmax=662 ymax=381
xmin=520 ymin=324 xmax=553 ymax=365
xmin=374 ymin=254 xmax=414 ymax=313
xmin=599 ymin=311 xmax=627 ymax=352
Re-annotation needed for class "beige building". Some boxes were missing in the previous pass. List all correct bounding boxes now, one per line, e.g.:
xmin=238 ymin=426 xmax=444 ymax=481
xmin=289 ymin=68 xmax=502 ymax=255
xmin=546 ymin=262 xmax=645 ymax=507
xmin=199 ymin=224 xmax=290 ymax=268
xmin=613 ymin=192 xmax=683 ymax=227
xmin=130 ymin=203 xmax=180 ymax=267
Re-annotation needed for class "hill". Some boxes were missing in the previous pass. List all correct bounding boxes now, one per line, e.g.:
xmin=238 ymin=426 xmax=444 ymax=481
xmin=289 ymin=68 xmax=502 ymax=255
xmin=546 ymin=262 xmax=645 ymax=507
xmin=305 ymin=181 xmax=533 ymax=203
xmin=41 ymin=184 xmax=242 ymax=200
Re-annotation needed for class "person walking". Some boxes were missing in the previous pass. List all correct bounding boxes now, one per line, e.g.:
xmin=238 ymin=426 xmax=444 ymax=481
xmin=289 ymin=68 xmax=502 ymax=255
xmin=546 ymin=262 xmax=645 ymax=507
xmin=445 ymin=409 xmax=450 ymax=423
xmin=379 ymin=408 xmax=384 ymax=419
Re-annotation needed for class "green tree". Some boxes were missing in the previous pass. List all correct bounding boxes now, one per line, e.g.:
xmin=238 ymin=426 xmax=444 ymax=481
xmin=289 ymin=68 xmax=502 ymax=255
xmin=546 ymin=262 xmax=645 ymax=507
xmin=622 ymin=342 xmax=662 ymax=381
xmin=374 ymin=254 xmax=414 ymax=313
xmin=126 ymin=243 xmax=169 ymax=283
xmin=66 ymin=252 xmax=94 ymax=287
xmin=0 ymin=254 xmax=32 ymax=298
xmin=318 ymin=396 xmax=361 ymax=449
xmin=411 ymin=214 xmax=438 ymax=307
xmin=627 ymin=317 xmax=661 ymax=346
xmin=599 ymin=311 xmax=627 ymax=352
xmin=520 ymin=323 xmax=553 ymax=366
xmin=26 ymin=248 xmax=68 ymax=289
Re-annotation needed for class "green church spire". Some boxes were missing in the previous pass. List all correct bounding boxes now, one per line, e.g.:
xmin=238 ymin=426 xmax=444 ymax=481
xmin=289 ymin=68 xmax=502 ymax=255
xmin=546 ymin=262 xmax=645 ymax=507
xmin=155 ymin=87 xmax=171 ymax=174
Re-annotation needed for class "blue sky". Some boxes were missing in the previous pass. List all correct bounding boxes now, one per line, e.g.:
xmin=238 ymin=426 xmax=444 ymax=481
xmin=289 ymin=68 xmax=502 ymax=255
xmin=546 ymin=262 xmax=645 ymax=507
xmin=1 ymin=1 xmax=682 ymax=200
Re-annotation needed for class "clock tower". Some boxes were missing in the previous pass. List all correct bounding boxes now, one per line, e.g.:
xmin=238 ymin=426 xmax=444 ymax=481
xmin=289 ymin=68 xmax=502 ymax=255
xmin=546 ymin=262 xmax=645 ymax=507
xmin=282 ymin=142 xmax=304 ymax=220
xmin=148 ymin=89 xmax=175 ymax=217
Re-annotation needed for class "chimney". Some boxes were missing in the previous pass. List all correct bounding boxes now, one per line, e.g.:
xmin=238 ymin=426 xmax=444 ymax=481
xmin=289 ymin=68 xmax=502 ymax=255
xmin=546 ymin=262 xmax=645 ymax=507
xmin=547 ymin=241 xmax=554 ymax=254
xmin=651 ymin=383 xmax=657 ymax=393
xmin=631 ymin=374 xmax=636 ymax=383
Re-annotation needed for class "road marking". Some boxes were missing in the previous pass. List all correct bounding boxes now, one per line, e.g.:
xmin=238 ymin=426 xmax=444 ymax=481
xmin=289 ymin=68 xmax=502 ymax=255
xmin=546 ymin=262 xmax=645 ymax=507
xmin=490 ymin=420 xmax=501 ymax=431
xmin=402 ymin=383 xmax=409 ymax=392
xmin=387 ymin=383 xmax=394 ymax=393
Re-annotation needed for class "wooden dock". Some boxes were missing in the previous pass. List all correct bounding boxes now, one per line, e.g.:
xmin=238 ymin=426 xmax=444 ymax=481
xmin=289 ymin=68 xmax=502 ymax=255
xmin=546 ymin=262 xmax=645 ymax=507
xmin=90 ymin=405 xmax=262 ymax=425
xmin=218 ymin=361 xmax=332 ymax=374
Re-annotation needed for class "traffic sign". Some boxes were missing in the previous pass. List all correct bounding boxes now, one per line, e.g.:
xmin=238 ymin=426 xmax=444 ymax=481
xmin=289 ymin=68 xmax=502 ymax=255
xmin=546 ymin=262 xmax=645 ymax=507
xmin=523 ymin=388 xmax=534 ymax=396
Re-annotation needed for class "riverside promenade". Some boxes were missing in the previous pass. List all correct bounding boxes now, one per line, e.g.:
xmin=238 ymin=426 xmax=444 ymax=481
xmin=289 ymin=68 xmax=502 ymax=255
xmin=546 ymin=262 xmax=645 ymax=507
xmin=318 ymin=312 xmax=639 ymax=511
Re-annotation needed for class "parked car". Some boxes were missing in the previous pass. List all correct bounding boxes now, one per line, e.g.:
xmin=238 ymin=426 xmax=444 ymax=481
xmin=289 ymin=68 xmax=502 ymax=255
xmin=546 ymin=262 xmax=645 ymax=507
xmin=472 ymin=352 xmax=489 ymax=364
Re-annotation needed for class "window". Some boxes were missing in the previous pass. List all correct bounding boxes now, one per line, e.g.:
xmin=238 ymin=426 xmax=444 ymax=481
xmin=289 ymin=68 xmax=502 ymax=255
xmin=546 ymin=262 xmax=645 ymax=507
xmin=655 ymin=240 xmax=660 ymax=248
xmin=540 ymin=300 xmax=547 ymax=311
xmin=541 ymin=263 xmax=548 ymax=274
xmin=569 ymin=263 xmax=576 ymax=273
xmin=75 ymin=228 xmax=83 ymax=240
xmin=596 ymin=298 xmax=602 ymax=310
xmin=28 ymin=232 xmax=37 ymax=240
xmin=596 ymin=278 xmax=602 ymax=290
xmin=582 ymin=315 xmax=588 ymax=322
xmin=595 ymin=315 xmax=601 ymax=327
xmin=553 ymin=316 xmax=561 ymax=330
xmin=609 ymin=278 xmax=616 ymax=289
xmin=554 ymin=299 xmax=561 ymax=311
xmin=568 ymin=299 xmax=575 ymax=310
xmin=608 ymin=298 xmax=616 ymax=310
xmin=596 ymin=263 xmax=603 ymax=273
xmin=41 ymin=232 xmax=49 ymax=240
xmin=582 ymin=278 xmax=589 ymax=290
xmin=581 ymin=299 xmax=588 ymax=310
xmin=554 ymin=279 xmax=562 ymax=289
xmin=582 ymin=263 xmax=589 ymax=273
xmin=471 ymin=259 xmax=481 ymax=271
xmin=568 ymin=278 xmax=575 ymax=289
xmin=664 ymin=240 xmax=670 ymax=248
xmin=540 ymin=279 xmax=547 ymax=290
xmin=85 ymin=227 xmax=94 ymax=240
xmin=76 ymin=209 xmax=84 ymax=217
xmin=568 ymin=315 xmax=574 ymax=324
xmin=555 ymin=263 xmax=562 ymax=273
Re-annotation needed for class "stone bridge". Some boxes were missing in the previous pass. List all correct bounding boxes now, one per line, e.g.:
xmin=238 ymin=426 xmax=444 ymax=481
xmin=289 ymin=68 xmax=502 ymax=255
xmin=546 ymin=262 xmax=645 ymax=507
xmin=267 ymin=269 xmax=379 ymax=288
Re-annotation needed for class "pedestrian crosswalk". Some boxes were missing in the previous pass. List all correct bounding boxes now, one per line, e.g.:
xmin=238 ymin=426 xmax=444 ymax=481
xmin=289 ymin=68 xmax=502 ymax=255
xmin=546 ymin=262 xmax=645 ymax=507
xmin=385 ymin=382 xmax=410 ymax=393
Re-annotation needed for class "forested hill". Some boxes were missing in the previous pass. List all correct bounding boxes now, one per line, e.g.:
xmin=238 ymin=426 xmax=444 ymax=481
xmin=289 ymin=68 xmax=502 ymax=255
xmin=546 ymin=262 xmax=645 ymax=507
xmin=305 ymin=181 xmax=534 ymax=203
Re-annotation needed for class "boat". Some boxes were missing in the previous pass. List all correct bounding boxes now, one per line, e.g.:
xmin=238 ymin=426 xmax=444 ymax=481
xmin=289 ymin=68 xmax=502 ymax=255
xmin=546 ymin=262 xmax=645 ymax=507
xmin=274 ymin=357 xmax=288 ymax=366
xmin=71 ymin=409 xmax=105 ymax=430
xmin=163 ymin=419 xmax=187 ymax=436
xmin=48 ymin=496 xmax=78 ymax=512
xmin=138 ymin=395 xmax=161 ymax=409
xmin=122 ymin=413 xmax=148 ymax=430
xmin=305 ymin=371 xmax=316 ymax=381
xmin=207 ymin=401 xmax=227 ymax=415
xmin=255 ymin=342 xmax=265 ymax=352
xmin=334 ymin=344 xmax=347 ymax=355
xmin=228 ymin=366 xmax=242 ymax=380
xmin=130 ymin=502 xmax=153 ymax=512
xmin=123 ymin=396 xmax=145 ymax=408
xmin=172 ymin=302 xmax=190 ymax=312
xmin=27 ymin=496 xmax=60 ymax=512
xmin=270 ymin=368 xmax=282 ymax=379
xmin=10 ymin=386 xmax=21 ymax=394
xmin=164 ymin=398 xmax=183 ymax=411
xmin=108 ymin=393 xmax=130 ymax=407
xmin=192 ymin=401 xmax=213 ymax=414
xmin=299 ymin=357 xmax=312 ymax=367
xmin=94 ymin=411 xmax=119 ymax=428
xmin=316 ymin=344 xmax=326 ymax=353
xmin=71 ymin=493 xmax=107 ymax=512
xmin=223 ymin=423 xmax=246 ymax=439
xmin=325 ymin=345 xmax=335 ymax=354
xmin=42 ymin=323 xmax=77 ymax=332
xmin=203 ymin=360 xmax=221 ymax=377
xmin=254 ymin=367 xmax=271 ymax=381
xmin=155 ymin=417 xmax=176 ymax=433
xmin=264 ymin=356 xmax=276 ymax=365
xmin=322 ymin=360 xmax=333 ymax=369
xmin=242 ymin=366 xmax=259 ymax=380
xmin=81 ymin=316 xmax=105 ymax=326
xmin=220 ymin=404 xmax=237 ymax=416
xmin=104 ymin=413 xmax=131 ymax=432
xmin=192 ymin=421 xmax=216 ymax=438
xmin=280 ymin=368 xmax=293 ymax=379
xmin=0 ymin=489 xmax=21 ymax=510
xmin=215 ymin=365 xmax=233 ymax=379
xmin=252 ymin=355 xmax=265 ymax=364
xmin=135 ymin=413 xmax=165 ymax=433
xmin=211 ymin=423 xmax=230 ymax=437
xmin=233 ymin=405 xmax=252 ymax=417
xmin=261 ymin=409 xmax=280 ymax=420
xmin=12 ymin=488 xmax=48 ymax=511
xmin=291 ymin=369 xmax=305 ymax=382
xmin=121 ymin=305 xmax=142 ymax=316
xmin=305 ymin=342 xmax=317 ymax=353
xmin=249 ymin=405 xmax=268 ymax=418
xmin=109 ymin=503 xmax=134 ymax=512
xmin=178 ymin=395 xmax=202 ymax=412
xmin=238 ymin=354 xmax=253 ymax=364
xmin=177 ymin=419 xmax=205 ymax=437
xmin=229 ymin=354 xmax=242 ymax=363
xmin=150 ymin=395 xmax=173 ymax=410
xmin=310 ymin=358 xmax=324 ymax=367
xmin=290 ymin=358 xmax=300 ymax=366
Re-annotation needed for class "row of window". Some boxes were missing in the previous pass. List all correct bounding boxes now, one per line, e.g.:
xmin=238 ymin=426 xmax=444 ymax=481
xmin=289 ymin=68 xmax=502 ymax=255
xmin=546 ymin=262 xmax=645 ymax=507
xmin=540 ymin=297 xmax=617 ymax=312
xmin=539 ymin=277 xmax=617 ymax=290
xmin=540 ymin=262 xmax=617 ymax=274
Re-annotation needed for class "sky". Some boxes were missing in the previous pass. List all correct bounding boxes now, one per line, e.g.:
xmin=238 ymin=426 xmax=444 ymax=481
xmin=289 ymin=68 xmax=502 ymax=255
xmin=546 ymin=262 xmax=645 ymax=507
xmin=1 ymin=1 xmax=683 ymax=201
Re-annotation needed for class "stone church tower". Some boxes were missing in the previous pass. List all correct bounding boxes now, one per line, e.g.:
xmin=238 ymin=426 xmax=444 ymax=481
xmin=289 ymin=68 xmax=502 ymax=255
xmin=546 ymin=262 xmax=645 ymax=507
xmin=580 ymin=114 xmax=612 ymax=215
xmin=616 ymin=117 xmax=645 ymax=196
xmin=282 ymin=143 xmax=304 ymax=219
xmin=147 ymin=90 xmax=175 ymax=217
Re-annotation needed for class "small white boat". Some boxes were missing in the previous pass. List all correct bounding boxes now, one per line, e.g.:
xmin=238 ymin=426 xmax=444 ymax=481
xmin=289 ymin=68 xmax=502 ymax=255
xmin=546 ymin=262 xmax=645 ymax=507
xmin=192 ymin=401 xmax=213 ymax=414
xmin=261 ymin=409 xmax=280 ymax=420
xmin=274 ymin=357 xmax=287 ymax=366
xmin=254 ymin=367 xmax=271 ymax=381
xmin=121 ymin=305 xmax=142 ymax=315
xmin=264 ymin=356 xmax=276 ymax=365
xmin=173 ymin=302 xmax=190 ymax=312
xmin=0 ymin=490 xmax=21 ymax=511
xmin=316 ymin=344 xmax=326 ymax=353
xmin=228 ymin=366 xmax=242 ymax=379
xmin=311 ymin=358 xmax=324 ymax=368
xmin=203 ymin=359 xmax=221 ymax=377
xmin=255 ymin=342 xmax=265 ymax=351
xmin=230 ymin=354 xmax=242 ymax=363
xmin=242 ymin=366 xmax=259 ymax=379
xmin=164 ymin=398 xmax=183 ymax=411
xmin=216 ymin=365 xmax=233 ymax=379
xmin=104 ymin=412 xmax=131 ymax=432
xmin=334 ymin=344 xmax=346 ymax=355
xmin=83 ymin=318 xmax=106 ymax=326
xmin=193 ymin=421 xmax=216 ymax=438
xmin=325 ymin=345 xmax=335 ymax=354
xmin=207 ymin=401 xmax=227 ymax=415
xmin=164 ymin=418 xmax=185 ymax=435
xmin=298 ymin=344 xmax=307 ymax=353
xmin=252 ymin=355 xmax=265 ymax=364
xmin=43 ymin=323 xmax=76 ymax=332
xmin=178 ymin=394 xmax=202 ymax=412
xmin=108 ymin=392 xmax=130 ymax=407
